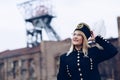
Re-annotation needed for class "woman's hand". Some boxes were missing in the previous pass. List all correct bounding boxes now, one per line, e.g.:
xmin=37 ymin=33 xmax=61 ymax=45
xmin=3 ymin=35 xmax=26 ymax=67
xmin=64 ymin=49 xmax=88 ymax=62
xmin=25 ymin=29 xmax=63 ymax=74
xmin=88 ymin=31 xmax=95 ymax=41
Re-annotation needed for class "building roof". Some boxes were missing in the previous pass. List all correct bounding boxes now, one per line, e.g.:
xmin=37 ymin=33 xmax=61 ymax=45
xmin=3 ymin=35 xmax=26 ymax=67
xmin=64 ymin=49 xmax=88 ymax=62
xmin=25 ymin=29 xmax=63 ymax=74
xmin=0 ymin=45 xmax=41 ymax=59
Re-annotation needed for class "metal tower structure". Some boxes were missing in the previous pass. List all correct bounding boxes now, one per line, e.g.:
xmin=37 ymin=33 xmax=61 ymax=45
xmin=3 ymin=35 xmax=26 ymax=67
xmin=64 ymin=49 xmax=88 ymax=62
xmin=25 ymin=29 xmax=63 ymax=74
xmin=17 ymin=0 xmax=60 ymax=48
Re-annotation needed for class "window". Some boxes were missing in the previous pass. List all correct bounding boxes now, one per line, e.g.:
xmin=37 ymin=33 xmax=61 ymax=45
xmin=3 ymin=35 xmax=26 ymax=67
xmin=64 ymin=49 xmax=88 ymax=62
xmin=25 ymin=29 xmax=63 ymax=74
xmin=12 ymin=61 xmax=18 ymax=79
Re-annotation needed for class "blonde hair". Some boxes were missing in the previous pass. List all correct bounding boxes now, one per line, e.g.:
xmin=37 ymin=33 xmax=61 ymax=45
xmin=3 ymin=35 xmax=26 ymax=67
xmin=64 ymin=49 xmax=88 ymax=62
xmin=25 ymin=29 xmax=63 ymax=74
xmin=66 ymin=31 xmax=90 ymax=56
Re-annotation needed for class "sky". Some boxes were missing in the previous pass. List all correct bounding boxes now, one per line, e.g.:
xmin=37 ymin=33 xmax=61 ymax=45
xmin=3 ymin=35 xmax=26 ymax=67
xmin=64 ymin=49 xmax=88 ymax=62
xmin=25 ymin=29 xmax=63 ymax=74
xmin=0 ymin=0 xmax=120 ymax=52
xmin=0 ymin=0 xmax=27 ymax=52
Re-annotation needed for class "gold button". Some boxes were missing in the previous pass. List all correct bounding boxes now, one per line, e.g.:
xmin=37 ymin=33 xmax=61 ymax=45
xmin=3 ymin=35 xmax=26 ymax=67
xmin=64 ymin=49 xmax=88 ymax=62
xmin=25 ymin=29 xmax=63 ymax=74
xmin=77 ymin=56 xmax=80 ymax=58
xmin=90 ymin=58 xmax=92 ymax=61
xmin=66 ymin=65 xmax=68 ymax=67
xmin=77 ymin=63 xmax=80 ymax=66
xmin=67 ymin=70 xmax=69 ymax=72
xmin=80 ymin=73 xmax=82 ymax=76
xmin=68 ymin=73 xmax=70 ymax=75
xmin=81 ymin=78 xmax=83 ymax=80
xmin=90 ymin=62 xmax=93 ymax=64
xmin=77 ymin=60 xmax=80 ymax=62
xmin=78 ymin=68 xmax=81 ymax=71
xmin=91 ymin=65 xmax=93 ymax=67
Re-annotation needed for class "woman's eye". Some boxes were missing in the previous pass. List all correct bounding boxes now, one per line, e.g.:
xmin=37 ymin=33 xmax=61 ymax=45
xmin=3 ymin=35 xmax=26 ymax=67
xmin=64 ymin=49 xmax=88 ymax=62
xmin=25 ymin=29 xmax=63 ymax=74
xmin=73 ymin=33 xmax=81 ymax=36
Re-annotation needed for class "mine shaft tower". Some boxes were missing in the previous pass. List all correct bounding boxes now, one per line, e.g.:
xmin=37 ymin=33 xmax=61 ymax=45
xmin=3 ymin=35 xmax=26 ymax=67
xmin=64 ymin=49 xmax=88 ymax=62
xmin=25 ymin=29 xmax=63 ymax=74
xmin=17 ymin=0 xmax=60 ymax=47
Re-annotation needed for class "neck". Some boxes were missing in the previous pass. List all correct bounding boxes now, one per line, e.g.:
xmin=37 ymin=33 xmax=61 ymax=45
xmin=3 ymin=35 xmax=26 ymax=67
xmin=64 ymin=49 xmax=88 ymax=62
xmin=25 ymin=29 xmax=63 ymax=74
xmin=75 ymin=45 xmax=82 ymax=51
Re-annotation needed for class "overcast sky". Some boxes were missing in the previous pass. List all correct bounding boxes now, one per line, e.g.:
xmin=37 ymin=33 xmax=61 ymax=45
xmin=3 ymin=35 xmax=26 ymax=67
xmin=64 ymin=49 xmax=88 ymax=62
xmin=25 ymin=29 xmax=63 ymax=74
xmin=0 ymin=0 xmax=120 ymax=52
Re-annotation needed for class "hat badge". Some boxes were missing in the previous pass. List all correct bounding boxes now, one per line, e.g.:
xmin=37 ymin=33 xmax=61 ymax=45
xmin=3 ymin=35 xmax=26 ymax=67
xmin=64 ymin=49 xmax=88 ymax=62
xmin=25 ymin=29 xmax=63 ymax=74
xmin=77 ymin=24 xmax=84 ymax=29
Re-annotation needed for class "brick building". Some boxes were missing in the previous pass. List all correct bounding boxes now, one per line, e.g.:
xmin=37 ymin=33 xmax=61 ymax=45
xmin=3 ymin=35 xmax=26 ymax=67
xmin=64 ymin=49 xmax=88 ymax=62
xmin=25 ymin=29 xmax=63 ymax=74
xmin=0 ymin=39 xmax=71 ymax=80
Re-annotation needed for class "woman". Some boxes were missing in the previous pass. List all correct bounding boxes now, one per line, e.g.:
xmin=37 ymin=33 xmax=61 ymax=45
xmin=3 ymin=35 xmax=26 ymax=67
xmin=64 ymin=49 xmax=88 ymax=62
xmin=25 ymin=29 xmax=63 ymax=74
xmin=57 ymin=23 xmax=118 ymax=80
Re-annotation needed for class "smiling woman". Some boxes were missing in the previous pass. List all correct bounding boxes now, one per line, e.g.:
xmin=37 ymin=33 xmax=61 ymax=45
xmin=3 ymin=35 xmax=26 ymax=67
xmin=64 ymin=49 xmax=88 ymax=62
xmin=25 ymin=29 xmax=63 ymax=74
xmin=57 ymin=22 xmax=118 ymax=80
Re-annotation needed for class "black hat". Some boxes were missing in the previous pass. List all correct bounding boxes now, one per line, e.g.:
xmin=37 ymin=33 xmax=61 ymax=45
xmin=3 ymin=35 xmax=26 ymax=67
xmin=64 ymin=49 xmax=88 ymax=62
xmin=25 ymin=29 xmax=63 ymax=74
xmin=75 ymin=23 xmax=91 ymax=39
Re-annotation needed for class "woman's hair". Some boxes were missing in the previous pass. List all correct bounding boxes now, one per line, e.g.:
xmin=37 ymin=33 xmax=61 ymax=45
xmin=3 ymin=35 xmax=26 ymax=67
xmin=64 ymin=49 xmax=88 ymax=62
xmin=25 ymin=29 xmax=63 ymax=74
xmin=66 ymin=31 xmax=90 ymax=56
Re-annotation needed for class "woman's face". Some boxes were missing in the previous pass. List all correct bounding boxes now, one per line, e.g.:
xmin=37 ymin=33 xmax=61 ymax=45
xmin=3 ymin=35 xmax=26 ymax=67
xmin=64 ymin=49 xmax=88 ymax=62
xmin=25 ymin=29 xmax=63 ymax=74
xmin=72 ymin=30 xmax=83 ymax=46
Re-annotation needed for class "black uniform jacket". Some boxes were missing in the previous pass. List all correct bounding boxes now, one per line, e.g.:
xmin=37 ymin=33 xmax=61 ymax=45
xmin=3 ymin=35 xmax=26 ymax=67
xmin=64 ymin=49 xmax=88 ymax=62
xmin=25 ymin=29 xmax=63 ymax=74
xmin=57 ymin=36 xmax=118 ymax=80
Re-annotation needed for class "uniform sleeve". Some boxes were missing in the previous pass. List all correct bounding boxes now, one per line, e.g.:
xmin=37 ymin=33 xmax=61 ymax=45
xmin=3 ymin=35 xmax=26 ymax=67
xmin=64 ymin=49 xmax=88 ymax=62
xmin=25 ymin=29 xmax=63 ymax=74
xmin=94 ymin=35 xmax=118 ymax=63
xmin=57 ymin=54 xmax=69 ymax=80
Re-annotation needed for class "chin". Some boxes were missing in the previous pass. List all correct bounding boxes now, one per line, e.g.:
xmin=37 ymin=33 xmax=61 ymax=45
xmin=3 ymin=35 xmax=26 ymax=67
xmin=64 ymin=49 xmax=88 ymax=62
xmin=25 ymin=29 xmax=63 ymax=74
xmin=73 ymin=43 xmax=80 ymax=46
